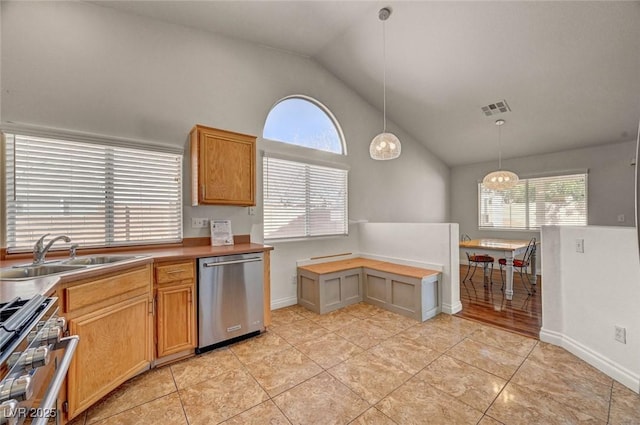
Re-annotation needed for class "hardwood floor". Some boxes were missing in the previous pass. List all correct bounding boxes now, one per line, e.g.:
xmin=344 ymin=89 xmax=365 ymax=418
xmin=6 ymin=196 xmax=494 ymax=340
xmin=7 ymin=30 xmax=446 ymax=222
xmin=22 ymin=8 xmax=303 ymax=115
xmin=455 ymin=265 xmax=542 ymax=339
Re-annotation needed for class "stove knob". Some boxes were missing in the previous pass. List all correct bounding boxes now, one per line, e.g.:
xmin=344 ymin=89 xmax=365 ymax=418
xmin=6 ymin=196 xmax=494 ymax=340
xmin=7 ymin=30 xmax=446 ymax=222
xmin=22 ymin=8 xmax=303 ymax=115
xmin=0 ymin=399 xmax=18 ymax=425
xmin=6 ymin=347 xmax=50 ymax=371
xmin=0 ymin=375 xmax=33 ymax=402
xmin=27 ymin=326 xmax=61 ymax=346
xmin=49 ymin=316 xmax=66 ymax=330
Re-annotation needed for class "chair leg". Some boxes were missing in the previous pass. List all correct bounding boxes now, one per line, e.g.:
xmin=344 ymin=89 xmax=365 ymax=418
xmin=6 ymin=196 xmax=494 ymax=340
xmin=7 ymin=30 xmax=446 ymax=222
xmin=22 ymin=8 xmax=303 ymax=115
xmin=518 ymin=268 xmax=533 ymax=295
xmin=499 ymin=264 xmax=505 ymax=291
xmin=469 ymin=262 xmax=479 ymax=282
xmin=463 ymin=261 xmax=473 ymax=283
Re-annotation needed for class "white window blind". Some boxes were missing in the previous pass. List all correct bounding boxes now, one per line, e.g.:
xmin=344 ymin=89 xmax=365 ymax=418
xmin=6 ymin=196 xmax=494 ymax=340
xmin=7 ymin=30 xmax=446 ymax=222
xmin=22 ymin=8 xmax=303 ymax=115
xmin=263 ymin=156 xmax=348 ymax=241
xmin=5 ymin=133 xmax=182 ymax=252
xmin=479 ymin=173 xmax=587 ymax=230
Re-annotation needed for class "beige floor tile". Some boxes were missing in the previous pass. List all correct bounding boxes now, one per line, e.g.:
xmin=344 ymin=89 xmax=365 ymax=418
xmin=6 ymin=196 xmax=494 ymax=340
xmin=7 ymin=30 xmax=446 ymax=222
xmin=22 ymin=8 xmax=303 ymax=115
xmin=67 ymin=412 xmax=86 ymax=425
xmin=273 ymin=372 xmax=369 ymax=425
xmin=367 ymin=335 xmax=440 ymax=374
xmin=170 ymin=347 xmax=245 ymax=389
xmin=528 ymin=342 xmax=613 ymax=387
xmin=270 ymin=308 xmax=306 ymax=327
xmin=244 ymin=347 xmax=322 ymax=396
xmin=376 ymin=378 xmax=483 ymax=425
xmin=328 ymin=351 xmax=411 ymax=404
xmin=415 ymin=355 xmax=506 ymax=412
xmin=362 ymin=311 xmax=418 ymax=334
xmin=431 ymin=314 xmax=482 ymax=334
xmin=88 ymin=392 xmax=187 ymax=425
xmin=487 ymin=382 xmax=605 ymax=425
xmin=510 ymin=359 xmax=611 ymax=421
xmin=468 ymin=325 xmax=537 ymax=357
xmin=270 ymin=318 xmax=329 ymax=345
xmin=398 ymin=323 xmax=468 ymax=352
xmin=609 ymin=381 xmax=640 ymax=425
xmin=85 ymin=366 xmax=177 ymax=424
xmin=351 ymin=408 xmax=398 ymax=425
xmin=446 ymin=338 xmax=525 ymax=380
xmin=222 ymin=400 xmax=291 ymax=425
xmin=294 ymin=332 xmax=363 ymax=369
xmin=180 ymin=368 xmax=269 ymax=424
xmin=335 ymin=320 xmax=395 ymax=349
xmin=478 ymin=416 xmax=504 ymax=425
xmin=308 ymin=309 xmax=362 ymax=331
xmin=230 ymin=331 xmax=291 ymax=364
xmin=341 ymin=302 xmax=385 ymax=318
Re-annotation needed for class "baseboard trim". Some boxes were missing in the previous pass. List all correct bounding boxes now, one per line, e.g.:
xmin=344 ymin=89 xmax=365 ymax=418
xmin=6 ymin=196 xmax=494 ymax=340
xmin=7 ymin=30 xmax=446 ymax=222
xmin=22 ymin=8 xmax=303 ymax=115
xmin=441 ymin=301 xmax=463 ymax=315
xmin=271 ymin=296 xmax=298 ymax=311
xmin=540 ymin=327 xmax=640 ymax=393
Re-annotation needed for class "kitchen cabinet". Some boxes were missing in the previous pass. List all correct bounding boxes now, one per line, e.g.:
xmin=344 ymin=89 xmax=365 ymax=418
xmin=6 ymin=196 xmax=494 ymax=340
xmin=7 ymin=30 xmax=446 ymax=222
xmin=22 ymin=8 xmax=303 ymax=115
xmin=154 ymin=260 xmax=196 ymax=361
xmin=190 ymin=124 xmax=256 ymax=206
xmin=60 ymin=264 xmax=153 ymax=420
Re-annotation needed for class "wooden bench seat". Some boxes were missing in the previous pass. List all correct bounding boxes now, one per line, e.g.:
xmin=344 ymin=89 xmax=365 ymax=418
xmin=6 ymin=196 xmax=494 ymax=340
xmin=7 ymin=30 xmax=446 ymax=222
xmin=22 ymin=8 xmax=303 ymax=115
xmin=297 ymin=257 xmax=440 ymax=321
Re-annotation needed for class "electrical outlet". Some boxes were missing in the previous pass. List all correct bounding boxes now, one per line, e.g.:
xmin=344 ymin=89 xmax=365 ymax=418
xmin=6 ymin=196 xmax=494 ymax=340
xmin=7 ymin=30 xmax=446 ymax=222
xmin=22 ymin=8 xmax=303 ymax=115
xmin=615 ymin=326 xmax=626 ymax=344
xmin=575 ymin=239 xmax=584 ymax=253
xmin=248 ymin=207 xmax=256 ymax=216
xmin=617 ymin=214 xmax=625 ymax=223
xmin=191 ymin=218 xmax=208 ymax=228
xmin=291 ymin=275 xmax=297 ymax=285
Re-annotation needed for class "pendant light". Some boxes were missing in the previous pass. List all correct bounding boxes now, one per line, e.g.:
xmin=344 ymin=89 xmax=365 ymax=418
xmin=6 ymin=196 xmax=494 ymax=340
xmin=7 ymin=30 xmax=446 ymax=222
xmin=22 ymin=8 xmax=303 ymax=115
xmin=370 ymin=7 xmax=401 ymax=160
xmin=482 ymin=119 xmax=519 ymax=190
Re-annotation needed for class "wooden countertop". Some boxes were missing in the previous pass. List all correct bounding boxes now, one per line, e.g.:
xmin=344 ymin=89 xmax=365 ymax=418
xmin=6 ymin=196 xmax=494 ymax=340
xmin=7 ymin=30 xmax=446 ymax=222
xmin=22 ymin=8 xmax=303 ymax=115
xmin=0 ymin=242 xmax=273 ymax=302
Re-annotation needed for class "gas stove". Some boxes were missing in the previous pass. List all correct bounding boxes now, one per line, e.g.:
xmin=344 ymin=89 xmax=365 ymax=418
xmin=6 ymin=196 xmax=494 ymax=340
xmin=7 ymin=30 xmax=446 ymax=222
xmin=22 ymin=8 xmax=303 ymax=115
xmin=0 ymin=296 xmax=78 ymax=425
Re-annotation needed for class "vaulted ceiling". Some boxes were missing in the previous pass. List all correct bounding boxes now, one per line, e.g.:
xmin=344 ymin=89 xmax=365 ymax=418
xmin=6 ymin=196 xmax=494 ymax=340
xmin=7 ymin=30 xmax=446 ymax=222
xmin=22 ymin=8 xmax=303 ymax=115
xmin=91 ymin=1 xmax=640 ymax=166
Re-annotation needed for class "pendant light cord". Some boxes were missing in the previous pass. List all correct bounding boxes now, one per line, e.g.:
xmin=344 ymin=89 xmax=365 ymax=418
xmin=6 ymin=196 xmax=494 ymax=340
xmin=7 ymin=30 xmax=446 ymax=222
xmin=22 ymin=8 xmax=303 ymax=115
xmin=498 ymin=122 xmax=502 ymax=170
xmin=382 ymin=17 xmax=387 ymax=133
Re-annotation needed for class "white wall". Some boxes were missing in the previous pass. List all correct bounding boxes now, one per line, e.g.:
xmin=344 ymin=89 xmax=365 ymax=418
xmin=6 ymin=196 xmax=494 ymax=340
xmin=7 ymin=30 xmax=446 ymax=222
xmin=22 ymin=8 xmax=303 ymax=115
xmin=451 ymin=141 xmax=636 ymax=268
xmin=0 ymin=2 xmax=449 ymax=306
xmin=540 ymin=225 xmax=640 ymax=393
xmin=357 ymin=222 xmax=461 ymax=314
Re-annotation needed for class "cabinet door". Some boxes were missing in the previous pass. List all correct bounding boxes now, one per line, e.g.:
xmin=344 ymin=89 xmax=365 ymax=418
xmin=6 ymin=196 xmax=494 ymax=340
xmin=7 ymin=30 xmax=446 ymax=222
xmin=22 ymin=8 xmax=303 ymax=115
xmin=157 ymin=283 xmax=196 ymax=357
xmin=192 ymin=125 xmax=256 ymax=206
xmin=67 ymin=294 xmax=152 ymax=418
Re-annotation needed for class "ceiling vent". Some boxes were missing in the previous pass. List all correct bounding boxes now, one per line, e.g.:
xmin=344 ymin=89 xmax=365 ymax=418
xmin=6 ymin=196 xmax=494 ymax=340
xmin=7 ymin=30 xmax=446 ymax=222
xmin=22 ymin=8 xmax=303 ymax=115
xmin=481 ymin=99 xmax=511 ymax=117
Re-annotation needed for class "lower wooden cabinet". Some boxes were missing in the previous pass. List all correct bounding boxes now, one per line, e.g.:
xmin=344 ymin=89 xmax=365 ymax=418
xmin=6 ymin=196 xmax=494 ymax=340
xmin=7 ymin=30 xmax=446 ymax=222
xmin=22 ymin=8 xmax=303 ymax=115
xmin=154 ymin=260 xmax=197 ymax=362
xmin=156 ymin=282 xmax=196 ymax=357
xmin=62 ymin=264 xmax=153 ymax=420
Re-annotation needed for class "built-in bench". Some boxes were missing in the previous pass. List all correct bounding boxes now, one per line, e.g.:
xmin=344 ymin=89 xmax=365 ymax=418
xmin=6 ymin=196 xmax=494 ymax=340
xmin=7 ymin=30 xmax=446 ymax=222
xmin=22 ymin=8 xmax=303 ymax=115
xmin=297 ymin=257 xmax=440 ymax=321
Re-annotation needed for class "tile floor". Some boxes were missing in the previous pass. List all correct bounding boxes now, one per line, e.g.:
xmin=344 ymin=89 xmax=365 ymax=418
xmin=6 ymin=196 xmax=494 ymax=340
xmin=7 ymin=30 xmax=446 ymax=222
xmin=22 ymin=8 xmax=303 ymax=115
xmin=69 ymin=303 xmax=639 ymax=425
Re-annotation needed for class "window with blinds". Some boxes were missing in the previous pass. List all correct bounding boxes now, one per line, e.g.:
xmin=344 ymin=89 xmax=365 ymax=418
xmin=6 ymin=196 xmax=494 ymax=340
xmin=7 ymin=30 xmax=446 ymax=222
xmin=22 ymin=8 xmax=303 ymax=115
xmin=263 ymin=156 xmax=348 ymax=241
xmin=479 ymin=173 xmax=587 ymax=230
xmin=4 ymin=133 xmax=183 ymax=252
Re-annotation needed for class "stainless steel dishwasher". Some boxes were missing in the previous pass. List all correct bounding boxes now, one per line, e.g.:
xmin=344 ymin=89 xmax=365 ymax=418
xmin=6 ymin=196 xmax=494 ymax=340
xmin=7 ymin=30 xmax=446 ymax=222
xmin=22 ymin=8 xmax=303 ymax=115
xmin=197 ymin=252 xmax=264 ymax=353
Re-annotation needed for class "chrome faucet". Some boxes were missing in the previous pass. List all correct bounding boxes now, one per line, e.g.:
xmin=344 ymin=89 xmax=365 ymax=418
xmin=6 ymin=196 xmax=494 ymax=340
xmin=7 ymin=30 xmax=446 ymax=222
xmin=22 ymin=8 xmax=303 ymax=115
xmin=33 ymin=234 xmax=72 ymax=265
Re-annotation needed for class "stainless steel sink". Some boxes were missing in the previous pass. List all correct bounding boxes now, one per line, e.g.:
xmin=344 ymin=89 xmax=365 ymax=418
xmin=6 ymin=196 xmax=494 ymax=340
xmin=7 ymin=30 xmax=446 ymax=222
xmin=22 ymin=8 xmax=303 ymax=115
xmin=0 ymin=264 xmax=87 ymax=280
xmin=0 ymin=255 xmax=146 ymax=280
xmin=61 ymin=255 xmax=139 ymax=266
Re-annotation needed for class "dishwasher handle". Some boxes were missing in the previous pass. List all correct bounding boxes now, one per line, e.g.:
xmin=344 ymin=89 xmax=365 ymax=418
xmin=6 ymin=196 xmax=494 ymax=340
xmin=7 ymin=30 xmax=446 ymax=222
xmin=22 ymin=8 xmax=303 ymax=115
xmin=202 ymin=257 xmax=263 ymax=267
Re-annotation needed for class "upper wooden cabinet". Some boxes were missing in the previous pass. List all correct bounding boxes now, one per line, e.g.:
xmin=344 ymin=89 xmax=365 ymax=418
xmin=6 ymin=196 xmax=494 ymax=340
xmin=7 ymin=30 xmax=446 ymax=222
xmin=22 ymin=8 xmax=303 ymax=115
xmin=190 ymin=125 xmax=256 ymax=206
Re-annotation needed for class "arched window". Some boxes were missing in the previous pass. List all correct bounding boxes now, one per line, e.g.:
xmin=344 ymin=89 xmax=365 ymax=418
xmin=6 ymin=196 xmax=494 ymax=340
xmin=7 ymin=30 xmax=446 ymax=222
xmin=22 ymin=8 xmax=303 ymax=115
xmin=263 ymin=96 xmax=345 ymax=154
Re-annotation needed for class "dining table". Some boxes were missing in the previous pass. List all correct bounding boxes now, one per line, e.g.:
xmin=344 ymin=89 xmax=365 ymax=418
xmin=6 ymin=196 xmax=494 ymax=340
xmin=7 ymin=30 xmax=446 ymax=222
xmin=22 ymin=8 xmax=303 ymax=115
xmin=459 ymin=238 xmax=538 ymax=300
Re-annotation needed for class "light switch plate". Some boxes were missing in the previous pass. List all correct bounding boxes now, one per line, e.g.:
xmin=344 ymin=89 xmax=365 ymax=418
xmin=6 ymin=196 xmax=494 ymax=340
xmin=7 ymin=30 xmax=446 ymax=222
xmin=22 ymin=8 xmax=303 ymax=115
xmin=575 ymin=239 xmax=584 ymax=253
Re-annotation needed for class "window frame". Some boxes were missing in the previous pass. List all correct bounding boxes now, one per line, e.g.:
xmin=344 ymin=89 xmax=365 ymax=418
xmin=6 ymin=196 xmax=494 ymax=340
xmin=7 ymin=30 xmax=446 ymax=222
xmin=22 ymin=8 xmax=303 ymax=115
xmin=478 ymin=171 xmax=588 ymax=231
xmin=3 ymin=129 xmax=183 ymax=253
xmin=263 ymin=95 xmax=347 ymax=155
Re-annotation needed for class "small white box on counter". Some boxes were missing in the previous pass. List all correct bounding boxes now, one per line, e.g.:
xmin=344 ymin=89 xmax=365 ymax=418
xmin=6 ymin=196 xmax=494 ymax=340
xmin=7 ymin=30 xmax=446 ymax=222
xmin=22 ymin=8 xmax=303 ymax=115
xmin=210 ymin=219 xmax=234 ymax=246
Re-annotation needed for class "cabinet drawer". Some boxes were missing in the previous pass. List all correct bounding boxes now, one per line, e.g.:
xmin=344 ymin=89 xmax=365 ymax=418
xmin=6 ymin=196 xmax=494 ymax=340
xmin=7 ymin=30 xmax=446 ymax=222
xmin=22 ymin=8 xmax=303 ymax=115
xmin=155 ymin=261 xmax=195 ymax=284
xmin=65 ymin=266 xmax=151 ymax=313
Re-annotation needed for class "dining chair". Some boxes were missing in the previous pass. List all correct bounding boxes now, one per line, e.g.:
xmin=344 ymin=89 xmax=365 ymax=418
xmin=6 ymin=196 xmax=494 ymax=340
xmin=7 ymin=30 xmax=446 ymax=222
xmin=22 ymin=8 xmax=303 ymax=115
xmin=498 ymin=237 xmax=536 ymax=295
xmin=461 ymin=234 xmax=495 ymax=286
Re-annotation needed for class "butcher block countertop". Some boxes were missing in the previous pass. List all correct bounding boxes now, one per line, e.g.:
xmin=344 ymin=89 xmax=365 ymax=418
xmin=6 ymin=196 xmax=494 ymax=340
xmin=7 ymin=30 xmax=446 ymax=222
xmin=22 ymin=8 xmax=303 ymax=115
xmin=0 ymin=239 xmax=273 ymax=302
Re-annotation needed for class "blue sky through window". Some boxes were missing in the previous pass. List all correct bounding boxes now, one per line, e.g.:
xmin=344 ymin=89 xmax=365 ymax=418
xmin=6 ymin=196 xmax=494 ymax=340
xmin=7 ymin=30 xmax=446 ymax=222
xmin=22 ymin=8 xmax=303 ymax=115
xmin=263 ymin=97 xmax=343 ymax=154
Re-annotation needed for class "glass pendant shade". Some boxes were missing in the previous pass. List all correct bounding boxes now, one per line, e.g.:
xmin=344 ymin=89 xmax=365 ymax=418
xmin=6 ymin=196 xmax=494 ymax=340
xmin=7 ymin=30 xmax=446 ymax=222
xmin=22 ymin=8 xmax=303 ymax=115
xmin=482 ymin=119 xmax=518 ymax=190
xmin=370 ymin=132 xmax=401 ymax=160
xmin=482 ymin=170 xmax=519 ymax=190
